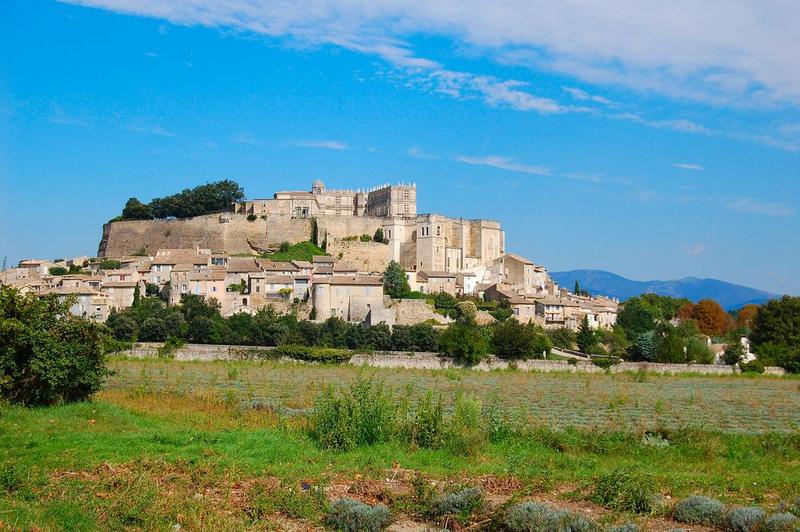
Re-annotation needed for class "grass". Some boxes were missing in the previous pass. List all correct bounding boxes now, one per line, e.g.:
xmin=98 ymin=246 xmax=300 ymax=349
xmin=0 ymin=360 xmax=798 ymax=530
xmin=261 ymin=241 xmax=327 ymax=262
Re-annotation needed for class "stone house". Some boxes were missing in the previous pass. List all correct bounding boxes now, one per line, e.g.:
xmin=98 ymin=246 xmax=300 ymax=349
xmin=312 ymin=275 xmax=385 ymax=321
xmin=417 ymin=270 xmax=458 ymax=295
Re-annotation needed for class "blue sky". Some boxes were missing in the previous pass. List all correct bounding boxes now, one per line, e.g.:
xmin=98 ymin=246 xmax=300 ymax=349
xmin=1 ymin=0 xmax=798 ymax=294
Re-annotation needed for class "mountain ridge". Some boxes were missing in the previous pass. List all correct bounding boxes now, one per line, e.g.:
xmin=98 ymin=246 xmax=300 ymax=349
xmin=549 ymin=269 xmax=779 ymax=310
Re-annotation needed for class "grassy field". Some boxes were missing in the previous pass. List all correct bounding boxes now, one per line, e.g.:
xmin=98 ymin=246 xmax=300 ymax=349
xmin=1 ymin=359 xmax=798 ymax=531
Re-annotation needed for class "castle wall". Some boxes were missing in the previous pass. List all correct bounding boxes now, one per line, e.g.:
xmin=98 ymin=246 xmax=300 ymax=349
xmin=316 ymin=216 xmax=384 ymax=244
xmin=326 ymin=240 xmax=391 ymax=272
xmin=99 ymin=214 xmax=312 ymax=257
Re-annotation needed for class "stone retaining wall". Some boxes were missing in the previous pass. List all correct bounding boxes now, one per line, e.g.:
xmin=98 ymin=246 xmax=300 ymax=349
xmin=119 ymin=342 xmax=786 ymax=375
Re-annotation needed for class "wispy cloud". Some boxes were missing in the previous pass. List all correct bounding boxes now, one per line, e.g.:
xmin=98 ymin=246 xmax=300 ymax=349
xmin=294 ymin=139 xmax=349 ymax=150
xmin=726 ymin=198 xmax=794 ymax=218
xmin=48 ymin=105 xmax=88 ymax=127
xmin=125 ymin=123 xmax=177 ymax=137
xmin=407 ymin=146 xmax=437 ymax=159
xmin=233 ymin=132 xmax=260 ymax=145
xmin=670 ymin=162 xmax=703 ymax=171
xmin=455 ymin=155 xmax=551 ymax=176
xmin=563 ymin=86 xmax=612 ymax=106
xmin=684 ymin=243 xmax=707 ymax=256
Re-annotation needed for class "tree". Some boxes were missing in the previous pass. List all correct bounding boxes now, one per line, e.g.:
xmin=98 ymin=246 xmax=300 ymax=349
xmin=106 ymin=310 xmax=138 ymax=340
xmin=722 ymin=341 xmax=746 ymax=365
xmin=736 ymin=304 xmax=759 ymax=331
xmin=439 ymin=322 xmax=489 ymax=365
xmin=574 ymin=280 xmax=581 ymax=295
xmin=455 ymin=300 xmax=478 ymax=324
xmin=576 ymin=316 xmax=598 ymax=353
xmin=48 ymin=266 xmax=68 ymax=276
xmin=382 ymin=261 xmax=409 ymax=298
xmin=632 ymin=331 xmax=656 ymax=361
xmin=691 ymin=299 xmax=731 ymax=337
xmin=132 ymin=284 xmax=141 ymax=307
xmin=144 ymin=180 xmax=245 ymax=219
xmin=373 ymin=228 xmax=386 ymax=243
xmin=547 ymin=328 xmax=576 ymax=350
xmin=0 ymin=287 xmax=109 ymax=405
xmin=121 ymin=197 xmax=153 ymax=220
xmin=749 ymin=296 xmax=800 ymax=372
xmin=601 ymin=325 xmax=630 ymax=358
xmin=617 ymin=297 xmax=657 ymax=337
xmin=139 ymin=317 xmax=167 ymax=342
xmin=493 ymin=319 xmax=550 ymax=360
xmin=686 ymin=337 xmax=714 ymax=364
xmin=655 ymin=327 xmax=686 ymax=363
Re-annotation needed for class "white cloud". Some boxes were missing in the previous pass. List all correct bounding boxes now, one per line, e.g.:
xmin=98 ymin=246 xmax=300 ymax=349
xmin=684 ymin=243 xmax=706 ymax=255
xmin=233 ymin=132 xmax=259 ymax=145
xmin=726 ymin=198 xmax=794 ymax=218
xmin=125 ymin=123 xmax=177 ymax=137
xmin=671 ymin=162 xmax=703 ymax=171
xmin=455 ymin=155 xmax=551 ymax=176
xmin=62 ymin=0 xmax=800 ymax=107
xmin=407 ymin=146 xmax=436 ymax=159
xmin=563 ymin=86 xmax=612 ymax=105
xmin=294 ymin=139 xmax=349 ymax=150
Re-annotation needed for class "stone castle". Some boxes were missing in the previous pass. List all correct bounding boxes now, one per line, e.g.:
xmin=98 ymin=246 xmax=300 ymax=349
xmin=100 ymin=180 xmax=505 ymax=274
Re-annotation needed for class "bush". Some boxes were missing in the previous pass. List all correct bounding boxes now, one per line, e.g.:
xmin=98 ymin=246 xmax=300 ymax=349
xmin=430 ymin=487 xmax=482 ymax=518
xmin=439 ymin=322 xmax=489 ymax=365
xmin=325 ymin=498 xmax=391 ymax=532
xmin=739 ymin=360 xmax=765 ymax=373
xmin=673 ymin=496 xmax=725 ymax=525
xmin=0 ymin=287 xmax=109 ymax=406
xmin=723 ymin=342 xmax=747 ymax=365
xmin=493 ymin=319 xmax=549 ymax=360
xmin=246 ymin=214 xmax=257 ymax=221
xmin=762 ymin=512 xmax=798 ymax=532
xmin=359 ymin=234 xmax=372 ymax=242
xmin=272 ymin=344 xmax=352 ymax=363
xmin=592 ymin=468 xmax=657 ymax=514
xmin=48 ymin=266 xmax=68 ymax=276
xmin=98 ymin=259 xmax=121 ymax=270
xmin=310 ymin=378 xmax=398 ymax=450
xmin=722 ymin=506 xmax=765 ymax=532
xmin=503 ymin=501 xmax=597 ymax=532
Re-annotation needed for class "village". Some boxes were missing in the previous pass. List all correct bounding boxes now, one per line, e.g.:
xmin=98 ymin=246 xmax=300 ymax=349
xmin=1 ymin=180 xmax=619 ymax=332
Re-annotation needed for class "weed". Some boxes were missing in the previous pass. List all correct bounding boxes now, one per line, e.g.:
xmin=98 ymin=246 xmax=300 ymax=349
xmin=249 ymin=481 xmax=327 ymax=521
xmin=592 ymin=467 xmax=657 ymax=514
xmin=408 ymin=391 xmax=445 ymax=449
xmin=446 ymin=395 xmax=487 ymax=455
xmin=0 ymin=463 xmax=24 ymax=492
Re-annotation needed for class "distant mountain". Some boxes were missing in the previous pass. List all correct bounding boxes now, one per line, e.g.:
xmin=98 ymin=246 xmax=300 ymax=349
xmin=549 ymin=270 xmax=779 ymax=310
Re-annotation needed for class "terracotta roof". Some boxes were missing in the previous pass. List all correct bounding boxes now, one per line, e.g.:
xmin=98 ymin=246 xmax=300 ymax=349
xmin=250 ymin=274 xmax=294 ymax=284
xmin=227 ymin=258 xmax=262 ymax=273
xmin=314 ymin=265 xmax=334 ymax=274
xmin=259 ymin=260 xmax=299 ymax=272
xmin=292 ymin=260 xmax=314 ymax=269
xmin=500 ymin=252 xmax=534 ymax=265
xmin=40 ymin=286 xmax=101 ymax=296
xmin=189 ymin=270 xmax=227 ymax=281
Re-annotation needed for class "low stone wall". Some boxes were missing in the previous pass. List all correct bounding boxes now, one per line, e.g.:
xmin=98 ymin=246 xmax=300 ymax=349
xmin=119 ymin=343 xmax=786 ymax=375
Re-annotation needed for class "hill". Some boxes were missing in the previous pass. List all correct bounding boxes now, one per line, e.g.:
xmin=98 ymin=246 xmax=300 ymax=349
xmin=550 ymin=269 xmax=779 ymax=310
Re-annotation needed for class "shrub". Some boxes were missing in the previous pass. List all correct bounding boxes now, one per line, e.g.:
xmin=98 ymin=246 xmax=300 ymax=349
xmin=98 ymin=259 xmax=121 ymax=270
xmin=722 ymin=506 xmax=765 ymax=532
xmin=48 ymin=266 xmax=68 ymax=275
xmin=673 ymin=496 xmax=725 ymax=525
xmin=310 ymin=377 xmax=398 ymax=450
xmin=360 ymin=234 xmax=372 ymax=242
xmin=439 ymin=322 xmax=489 ymax=365
xmin=273 ymin=344 xmax=352 ymax=363
xmin=762 ymin=512 xmax=798 ymax=532
xmin=503 ymin=501 xmax=597 ymax=532
xmin=493 ymin=318 xmax=548 ymax=360
xmin=430 ymin=487 xmax=482 ymax=518
xmin=246 ymin=213 xmax=257 ymax=221
xmin=592 ymin=468 xmax=657 ymax=514
xmin=325 ymin=498 xmax=391 ymax=532
xmin=0 ymin=287 xmax=109 ymax=406
xmin=739 ymin=360 xmax=765 ymax=373
xmin=723 ymin=342 xmax=747 ymax=365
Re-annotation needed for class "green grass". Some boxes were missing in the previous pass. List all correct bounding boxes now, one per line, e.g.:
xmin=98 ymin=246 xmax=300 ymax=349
xmin=261 ymin=241 xmax=327 ymax=262
xmin=1 ymin=360 xmax=798 ymax=530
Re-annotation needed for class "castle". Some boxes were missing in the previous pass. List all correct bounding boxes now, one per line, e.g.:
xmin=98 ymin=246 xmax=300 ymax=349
xmin=231 ymin=180 xmax=505 ymax=274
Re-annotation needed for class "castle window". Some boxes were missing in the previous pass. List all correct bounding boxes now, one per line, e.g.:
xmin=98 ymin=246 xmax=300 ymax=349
xmin=436 ymin=226 xmax=441 ymax=236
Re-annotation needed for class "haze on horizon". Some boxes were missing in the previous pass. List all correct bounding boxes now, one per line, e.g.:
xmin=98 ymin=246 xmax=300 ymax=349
xmin=0 ymin=0 xmax=798 ymax=294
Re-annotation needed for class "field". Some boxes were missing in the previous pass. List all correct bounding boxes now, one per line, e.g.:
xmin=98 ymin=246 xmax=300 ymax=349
xmin=1 ymin=359 xmax=798 ymax=531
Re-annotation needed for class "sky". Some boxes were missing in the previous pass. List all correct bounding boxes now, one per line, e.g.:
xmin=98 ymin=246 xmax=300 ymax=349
xmin=0 ymin=0 xmax=798 ymax=294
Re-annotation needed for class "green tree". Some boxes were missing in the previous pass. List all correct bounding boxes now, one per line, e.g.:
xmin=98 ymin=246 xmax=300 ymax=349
xmin=601 ymin=325 xmax=630 ymax=358
xmin=686 ymin=337 xmax=714 ymax=364
xmin=576 ymin=316 xmax=598 ymax=353
xmin=655 ymin=327 xmax=686 ymax=363
xmin=455 ymin=300 xmax=478 ymax=324
xmin=632 ymin=331 xmax=656 ymax=361
xmin=617 ymin=297 xmax=658 ymax=337
xmin=748 ymin=296 xmax=800 ymax=372
xmin=106 ymin=310 xmax=138 ymax=340
xmin=722 ymin=341 xmax=746 ymax=365
xmin=48 ymin=266 xmax=68 ymax=276
xmin=98 ymin=259 xmax=121 ymax=270
xmin=373 ymin=228 xmax=386 ymax=243
xmin=493 ymin=319 xmax=550 ymax=360
xmin=0 ymin=287 xmax=109 ymax=405
xmin=382 ymin=261 xmax=410 ymax=298
xmin=132 ymin=284 xmax=141 ymax=307
xmin=121 ymin=197 xmax=153 ymax=220
xmin=547 ymin=327 xmax=576 ymax=349
xmin=574 ymin=280 xmax=581 ymax=295
xmin=439 ymin=322 xmax=489 ymax=365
